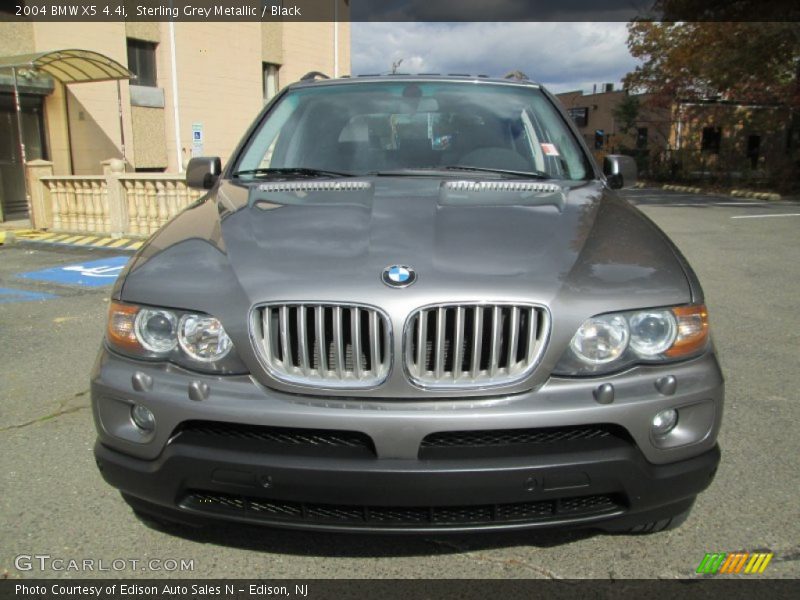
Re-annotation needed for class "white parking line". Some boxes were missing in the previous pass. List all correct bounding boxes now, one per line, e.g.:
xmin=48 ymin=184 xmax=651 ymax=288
xmin=730 ymin=213 xmax=800 ymax=219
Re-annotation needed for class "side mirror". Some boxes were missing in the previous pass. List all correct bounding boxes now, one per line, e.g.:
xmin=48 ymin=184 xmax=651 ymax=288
xmin=186 ymin=157 xmax=222 ymax=190
xmin=603 ymin=154 xmax=638 ymax=190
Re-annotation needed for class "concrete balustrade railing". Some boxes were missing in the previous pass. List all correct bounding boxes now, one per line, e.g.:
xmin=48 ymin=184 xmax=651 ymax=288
xmin=120 ymin=176 xmax=199 ymax=236
xmin=25 ymin=159 xmax=203 ymax=237
xmin=43 ymin=176 xmax=109 ymax=233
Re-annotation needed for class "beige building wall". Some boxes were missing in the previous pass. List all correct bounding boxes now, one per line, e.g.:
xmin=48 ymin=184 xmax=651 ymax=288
xmin=2 ymin=19 xmax=351 ymax=176
xmin=162 ymin=20 xmax=350 ymax=172
xmin=338 ymin=20 xmax=351 ymax=76
xmin=0 ymin=22 xmax=34 ymax=56
xmin=162 ymin=22 xmax=265 ymax=171
xmin=30 ymin=23 xmax=134 ymax=175
xmin=262 ymin=22 xmax=284 ymax=65
xmin=281 ymin=22 xmax=339 ymax=85
xmin=131 ymin=106 xmax=168 ymax=168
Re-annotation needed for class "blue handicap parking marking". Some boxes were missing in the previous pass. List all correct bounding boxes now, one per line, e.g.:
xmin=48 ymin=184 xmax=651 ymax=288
xmin=17 ymin=256 xmax=130 ymax=288
xmin=0 ymin=287 xmax=59 ymax=303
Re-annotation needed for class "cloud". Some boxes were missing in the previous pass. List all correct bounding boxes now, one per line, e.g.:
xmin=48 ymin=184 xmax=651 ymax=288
xmin=351 ymin=22 xmax=638 ymax=94
xmin=351 ymin=0 xmax=648 ymax=21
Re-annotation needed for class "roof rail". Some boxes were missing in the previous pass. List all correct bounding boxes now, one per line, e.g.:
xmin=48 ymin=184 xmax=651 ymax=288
xmin=503 ymin=70 xmax=530 ymax=81
xmin=300 ymin=71 xmax=331 ymax=82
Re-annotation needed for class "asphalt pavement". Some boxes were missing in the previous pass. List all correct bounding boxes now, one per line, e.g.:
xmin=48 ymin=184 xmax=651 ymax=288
xmin=1 ymin=188 xmax=798 ymax=579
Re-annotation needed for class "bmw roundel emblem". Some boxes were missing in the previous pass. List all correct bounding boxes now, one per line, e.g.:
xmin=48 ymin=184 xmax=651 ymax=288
xmin=382 ymin=265 xmax=417 ymax=288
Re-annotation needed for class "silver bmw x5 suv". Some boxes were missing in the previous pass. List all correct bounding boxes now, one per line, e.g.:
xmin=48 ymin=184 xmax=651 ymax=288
xmin=92 ymin=74 xmax=723 ymax=534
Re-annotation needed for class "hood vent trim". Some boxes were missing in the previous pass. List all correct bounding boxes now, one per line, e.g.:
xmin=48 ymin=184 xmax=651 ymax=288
xmin=443 ymin=181 xmax=561 ymax=193
xmin=257 ymin=181 xmax=372 ymax=193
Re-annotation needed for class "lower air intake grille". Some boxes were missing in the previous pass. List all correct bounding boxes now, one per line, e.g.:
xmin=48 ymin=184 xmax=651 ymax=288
xmin=172 ymin=421 xmax=376 ymax=458
xmin=405 ymin=303 xmax=549 ymax=389
xmin=421 ymin=425 xmax=617 ymax=448
xmin=176 ymin=421 xmax=374 ymax=449
xmin=418 ymin=425 xmax=629 ymax=460
xmin=252 ymin=303 xmax=391 ymax=389
xmin=182 ymin=492 xmax=622 ymax=528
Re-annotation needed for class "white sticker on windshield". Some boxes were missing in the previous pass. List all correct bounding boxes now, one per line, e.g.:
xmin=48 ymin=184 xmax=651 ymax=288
xmin=541 ymin=143 xmax=560 ymax=156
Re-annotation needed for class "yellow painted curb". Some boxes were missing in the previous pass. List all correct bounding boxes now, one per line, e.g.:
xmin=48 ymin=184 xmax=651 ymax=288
xmin=9 ymin=230 xmax=143 ymax=251
xmin=106 ymin=238 xmax=133 ymax=248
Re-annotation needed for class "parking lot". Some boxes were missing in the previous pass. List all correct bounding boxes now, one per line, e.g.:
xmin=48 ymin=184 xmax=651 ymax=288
xmin=1 ymin=188 xmax=798 ymax=579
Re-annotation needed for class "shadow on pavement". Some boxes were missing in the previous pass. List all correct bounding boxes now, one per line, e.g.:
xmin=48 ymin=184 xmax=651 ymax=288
xmin=135 ymin=513 xmax=599 ymax=557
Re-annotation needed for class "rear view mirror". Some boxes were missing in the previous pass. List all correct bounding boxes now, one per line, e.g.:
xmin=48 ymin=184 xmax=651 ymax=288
xmin=603 ymin=155 xmax=638 ymax=190
xmin=186 ymin=157 xmax=222 ymax=190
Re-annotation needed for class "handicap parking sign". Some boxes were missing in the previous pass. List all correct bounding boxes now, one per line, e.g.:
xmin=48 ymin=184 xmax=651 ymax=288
xmin=17 ymin=256 xmax=130 ymax=287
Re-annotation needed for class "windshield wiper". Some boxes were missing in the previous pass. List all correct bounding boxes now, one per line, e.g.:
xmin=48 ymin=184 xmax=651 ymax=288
xmin=436 ymin=165 xmax=551 ymax=179
xmin=231 ymin=167 xmax=354 ymax=179
xmin=370 ymin=166 xmax=550 ymax=179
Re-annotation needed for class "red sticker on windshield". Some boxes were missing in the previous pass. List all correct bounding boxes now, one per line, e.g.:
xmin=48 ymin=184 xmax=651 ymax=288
xmin=541 ymin=143 xmax=560 ymax=156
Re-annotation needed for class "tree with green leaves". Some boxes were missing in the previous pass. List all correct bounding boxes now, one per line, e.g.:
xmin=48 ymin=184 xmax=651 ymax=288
xmin=623 ymin=21 xmax=800 ymax=108
xmin=622 ymin=18 xmax=800 ymax=189
xmin=612 ymin=94 xmax=641 ymax=137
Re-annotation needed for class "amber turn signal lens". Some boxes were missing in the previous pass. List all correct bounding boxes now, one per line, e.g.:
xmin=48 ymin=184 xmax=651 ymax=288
xmin=665 ymin=304 xmax=709 ymax=357
xmin=107 ymin=302 xmax=143 ymax=353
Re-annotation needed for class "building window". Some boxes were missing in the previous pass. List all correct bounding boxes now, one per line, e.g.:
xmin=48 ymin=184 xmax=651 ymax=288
xmin=127 ymin=39 xmax=157 ymax=87
xmin=636 ymin=127 xmax=648 ymax=149
xmin=263 ymin=63 xmax=280 ymax=102
xmin=568 ymin=107 xmax=588 ymax=127
xmin=701 ymin=126 xmax=721 ymax=154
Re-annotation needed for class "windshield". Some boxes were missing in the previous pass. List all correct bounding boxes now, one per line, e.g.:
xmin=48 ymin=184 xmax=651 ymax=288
xmin=233 ymin=81 xmax=592 ymax=181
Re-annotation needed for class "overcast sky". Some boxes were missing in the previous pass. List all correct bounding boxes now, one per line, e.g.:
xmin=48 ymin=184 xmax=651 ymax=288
xmin=351 ymin=22 xmax=639 ymax=95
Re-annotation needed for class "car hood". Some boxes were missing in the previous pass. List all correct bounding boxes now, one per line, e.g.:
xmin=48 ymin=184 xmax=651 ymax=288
xmin=120 ymin=178 xmax=692 ymax=316
xmin=117 ymin=177 xmax=696 ymax=396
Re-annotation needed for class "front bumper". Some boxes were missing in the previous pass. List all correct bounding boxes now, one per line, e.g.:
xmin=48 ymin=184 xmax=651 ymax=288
xmin=91 ymin=349 xmax=723 ymax=532
xmin=96 ymin=438 xmax=719 ymax=533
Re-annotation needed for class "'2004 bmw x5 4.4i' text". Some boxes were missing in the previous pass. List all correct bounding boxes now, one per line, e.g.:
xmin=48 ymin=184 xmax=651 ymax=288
xmin=92 ymin=74 xmax=723 ymax=534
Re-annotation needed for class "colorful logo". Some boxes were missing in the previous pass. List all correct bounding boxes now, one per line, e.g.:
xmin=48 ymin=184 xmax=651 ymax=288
xmin=696 ymin=552 xmax=774 ymax=574
xmin=382 ymin=265 xmax=417 ymax=288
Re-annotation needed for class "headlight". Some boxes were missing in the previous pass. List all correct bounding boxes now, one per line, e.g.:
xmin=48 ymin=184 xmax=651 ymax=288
xmin=106 ymin=302 xmax=247 ymax=374
xmin=569 ymin=315 xmax=629 ymax=365
xmin=135 ymin=309 xmax=178 ymax=353
xmin=178 ymin=314 xmax=232 ymax=362
xmin=628 ymin=310 xmax=676 ymax=356
xmin=554 ymin=304 xmax=709 ymax=376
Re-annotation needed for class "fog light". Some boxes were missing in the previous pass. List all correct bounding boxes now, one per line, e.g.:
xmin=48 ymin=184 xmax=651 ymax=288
xmin=131 ymin=404 xmax=155 ymax=432
xmin=652 ymin=409 xmax=678 ymax=436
